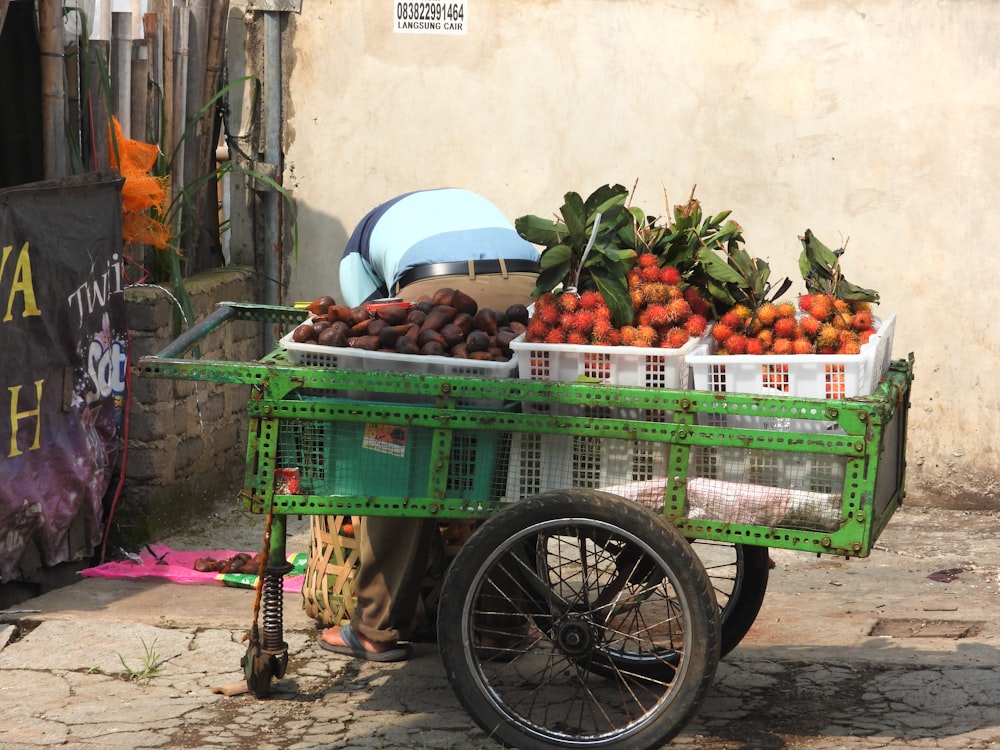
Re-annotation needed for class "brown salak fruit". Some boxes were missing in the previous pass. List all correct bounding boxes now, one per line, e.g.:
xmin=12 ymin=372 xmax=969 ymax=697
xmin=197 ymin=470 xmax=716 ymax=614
xmin=307 ymin=295 xmax=336 ymax=316
xmin=292 ymin=323 xmax=316 ymax=343
xmin=450 ymin=288 xmax=479 ymax=317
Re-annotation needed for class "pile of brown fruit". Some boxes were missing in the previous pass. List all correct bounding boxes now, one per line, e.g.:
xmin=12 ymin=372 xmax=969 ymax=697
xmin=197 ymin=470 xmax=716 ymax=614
xmin=289 ymin=288 xmax=529 ymax=362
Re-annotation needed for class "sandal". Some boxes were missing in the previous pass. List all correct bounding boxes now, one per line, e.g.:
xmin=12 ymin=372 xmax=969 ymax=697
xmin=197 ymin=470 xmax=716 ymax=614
xmin=319 ymin=624 xmax=412 ymax=662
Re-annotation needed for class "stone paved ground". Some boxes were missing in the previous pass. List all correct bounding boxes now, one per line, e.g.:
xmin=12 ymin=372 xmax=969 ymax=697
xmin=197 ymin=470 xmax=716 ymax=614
xmin=1 ymin=502 xmax=998 ymax=750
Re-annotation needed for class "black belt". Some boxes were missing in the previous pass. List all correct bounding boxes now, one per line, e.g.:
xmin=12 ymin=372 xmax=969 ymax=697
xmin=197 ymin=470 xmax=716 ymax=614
xmin=395 ymin=258 xmax=538 ymax=291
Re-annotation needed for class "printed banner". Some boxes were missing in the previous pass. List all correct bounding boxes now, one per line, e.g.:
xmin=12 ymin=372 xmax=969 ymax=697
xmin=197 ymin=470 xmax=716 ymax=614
xmin=0 ymin=172 xmax=127 ymax=581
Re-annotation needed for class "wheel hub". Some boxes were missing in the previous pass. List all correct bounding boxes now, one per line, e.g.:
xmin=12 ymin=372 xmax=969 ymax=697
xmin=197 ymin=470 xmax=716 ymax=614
xmin=555 ymin=617 xmax=595 ymax=657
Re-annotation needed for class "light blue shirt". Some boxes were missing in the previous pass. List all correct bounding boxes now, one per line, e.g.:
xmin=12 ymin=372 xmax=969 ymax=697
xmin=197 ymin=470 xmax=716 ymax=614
xmin=339 ymin=188 xmax=539 ymax=307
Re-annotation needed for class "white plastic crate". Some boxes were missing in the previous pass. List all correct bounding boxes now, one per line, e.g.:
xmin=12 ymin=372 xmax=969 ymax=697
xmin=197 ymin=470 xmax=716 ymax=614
xmin=686 ymin=313 xmax=895 ymax=400
xmin=509 ymin=332 xmax=703 ymax=389
xmin=502 ymin=334 xmax=702 ymax=502
xmin=685 ymin=313 xmax=895 ymax=435
xmin=279 ymin=326 xmax=518 ymax=405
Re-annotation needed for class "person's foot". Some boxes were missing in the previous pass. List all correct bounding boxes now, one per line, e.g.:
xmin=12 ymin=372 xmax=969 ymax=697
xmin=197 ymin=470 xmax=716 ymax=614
xmin=319 ymin=624 xmax=412 ymax=662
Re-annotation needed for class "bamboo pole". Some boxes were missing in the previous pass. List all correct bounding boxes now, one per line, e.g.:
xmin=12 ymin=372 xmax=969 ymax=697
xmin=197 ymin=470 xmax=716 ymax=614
xmin=38 ymin=0 xmax=67 ymax=178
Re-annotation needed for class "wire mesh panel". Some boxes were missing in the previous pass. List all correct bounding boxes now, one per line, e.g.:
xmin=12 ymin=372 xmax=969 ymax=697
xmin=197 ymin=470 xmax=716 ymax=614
xmin=276 ymin=408 xmax=512 ymax=502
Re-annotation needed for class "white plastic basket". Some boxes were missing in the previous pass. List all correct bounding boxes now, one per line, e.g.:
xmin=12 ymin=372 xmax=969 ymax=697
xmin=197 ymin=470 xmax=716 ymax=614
xmin=502 ymin=333 xmax=705 ymax=502
xmin=278 ymin=327 xmax=518 ymax=404
xmin=686 ymin=313 xmax=896 ymax=401
xmin=509 ymin=332 xmax=703 ymax=389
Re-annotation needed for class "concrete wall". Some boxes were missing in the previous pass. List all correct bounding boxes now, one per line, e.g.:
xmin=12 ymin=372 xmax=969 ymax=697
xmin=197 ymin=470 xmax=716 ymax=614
xmin=111 ymin=268 xmax=261 ymax=549
xmin=258 ymin=0 xmax=998 ymax=509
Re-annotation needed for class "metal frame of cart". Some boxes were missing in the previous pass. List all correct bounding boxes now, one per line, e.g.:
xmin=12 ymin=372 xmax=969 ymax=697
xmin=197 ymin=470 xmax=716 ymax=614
xmin=138 ymin=302 xmax=914 ymax=750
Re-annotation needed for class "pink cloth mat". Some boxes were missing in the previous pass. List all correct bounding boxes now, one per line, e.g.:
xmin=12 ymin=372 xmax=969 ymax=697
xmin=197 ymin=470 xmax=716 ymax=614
xmin=80 ymin=543 xmax=305 ymax=593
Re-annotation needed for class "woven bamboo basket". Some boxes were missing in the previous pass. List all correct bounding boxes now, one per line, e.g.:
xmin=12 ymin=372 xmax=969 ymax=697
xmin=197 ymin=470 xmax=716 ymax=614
xmin=301 ymin=515 xmax=361 ymax=627
xmin=301 ymin=515 xmax=474 ymax=628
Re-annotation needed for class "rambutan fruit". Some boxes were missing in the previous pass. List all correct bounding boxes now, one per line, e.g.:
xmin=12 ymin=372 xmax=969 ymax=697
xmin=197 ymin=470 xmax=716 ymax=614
xmin=773 ymin=316 xmax=797 ymax=339
xmin=850 ymin=300 xmax=872 ymax=313
xmin=566 ymin=331 xmax=589 ymax=345
xmin=745 ymin=338 xmax=765 ymax=355
xmin=792 ymin=337 xmax=814 ymax=355
xmin=578 ymin=289 xmax=604 ymax=311
xmin=720 ymin=311 xmax=742 ymax=330
xmin=852 ymin=310 xmax=874 ymax=331
xmin=756 ymin=302 xmax=779 ymax=327
xmin=838 ymin=330 xmax=859 ymax=350
xmin=683 ymin=286 xmax=702 ymax=304
xmin=816 ymin=323 xmax=840 ymax=348
xmin=730 ymin=304 xmax=752 ymax=324
xmin=642 ymin=282 xmax=670 ymax=305
xmin=664 ymin=327 xmax=691 ymax=349
xmin=660 ymin=265 xmax=682 ymax=284
xmin=771 ymin=338 xmax=793 ymax=355
xmin=834 ymin=298 xmax=850 ymax=314
xmin=619 ymin=326 xmax=639 ymax=346
xmin=630 ymin=289 xmax=645 ymax=309
xmin=544 ymin=327 xmax=567 ymax=345
xmin=712 ymin=323 xmax=734 ymax=343
xmin=558 ymin=312 xmax=576 ymax=331
xmin=636 ymin=325 xmax=658 ymax=347
xmin=690 ymin=297 xmax=711 ymax=317
xmin=640 ymin=265 xmax=662 ymax=283
xmin=684 ymin=314 xmax=708 ymax=337
xmin=667 ymin=284 xmax=684 ymax=299
xmin=724 ymin=334 xmax=748 ymax=354
xmin=572 ymin=310 xmax=596 ymax=334
xmin=627 ymin=269 xmax=642 ymax=288
xmin=593 ymin=304 xmax=612 ymax=321
xmin=606 ymin=329 xmax=622 ymax=346
xmin=776 ymin=302 xmax=797 ymax=319
xmin=798 ymin=294 xmax=814 ymax=313
xmin=591 ymin=318 xmax=616 ymax=344
xmin=536 ymin=300 xmax=560 ymax=326
xmin=757 ymin=329 xmax=774 ymax=349
xmin=558 ymin=293 xmax=580 ymax=313
xmin=666 ymin=298 xmax=692 ymax=323
xmin=800 ymin=315 xmax=823 ymax=339
xmin=526 ymin=318 xmax=549 ymax=342
xmin=808 ymin=294 xmax=833 ymax=322
xmin=859 ymin=328 xmax=875 ymax=345
xmin=637 ymin=253 xmax=659 ymax=269
xmin=645 ymin=304 xmax=671 ymax=327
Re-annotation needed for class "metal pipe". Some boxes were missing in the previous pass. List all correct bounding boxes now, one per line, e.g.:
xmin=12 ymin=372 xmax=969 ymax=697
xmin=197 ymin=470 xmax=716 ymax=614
xmin=261 ymin=10 xmax=282 ymax=350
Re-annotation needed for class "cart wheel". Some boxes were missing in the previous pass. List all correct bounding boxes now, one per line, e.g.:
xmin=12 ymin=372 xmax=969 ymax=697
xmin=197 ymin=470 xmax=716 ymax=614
xmin=689 ymin=541 xmax=770 ymax=657
xmin=438 ymin=489 xmax=720 ymax=750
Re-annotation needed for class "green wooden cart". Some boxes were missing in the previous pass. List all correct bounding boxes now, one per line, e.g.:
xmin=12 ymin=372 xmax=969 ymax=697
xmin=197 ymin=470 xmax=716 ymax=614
xmin=138 ymin=301 xmax=914 ymax=750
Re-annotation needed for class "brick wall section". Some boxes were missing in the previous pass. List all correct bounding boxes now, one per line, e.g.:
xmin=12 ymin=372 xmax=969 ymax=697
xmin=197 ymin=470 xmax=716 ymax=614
xmin=110 ymin=267 xmax=262 ymax=549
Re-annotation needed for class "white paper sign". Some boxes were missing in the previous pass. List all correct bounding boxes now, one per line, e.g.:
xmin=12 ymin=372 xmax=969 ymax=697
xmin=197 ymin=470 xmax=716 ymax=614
xmin=393 ymin=1 xmax=468 ymax=35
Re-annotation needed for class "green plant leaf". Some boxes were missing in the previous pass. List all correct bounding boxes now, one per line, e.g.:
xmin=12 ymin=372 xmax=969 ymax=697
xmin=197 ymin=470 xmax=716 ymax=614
xmin=538 ymin=243 xmax=572 ymax=269
xmin=696 ymin=247 xmax=746 ymax=286
xmin=515 ymin=214 xmax=566 ymax=246
xmin=560 ymin=192 xmax=588 ymax=247
xmin=590 ymin=268 xmax=633 ymax=327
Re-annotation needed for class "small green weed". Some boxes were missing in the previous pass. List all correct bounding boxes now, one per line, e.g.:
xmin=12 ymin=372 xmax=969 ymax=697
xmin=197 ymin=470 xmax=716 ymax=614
xmin=116 ymin=637 xmax=170 ymax=683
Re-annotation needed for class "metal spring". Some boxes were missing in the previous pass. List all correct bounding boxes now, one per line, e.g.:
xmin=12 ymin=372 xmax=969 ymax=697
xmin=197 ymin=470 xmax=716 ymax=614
xmin=260 ymin=573 xmax=284 ymax=651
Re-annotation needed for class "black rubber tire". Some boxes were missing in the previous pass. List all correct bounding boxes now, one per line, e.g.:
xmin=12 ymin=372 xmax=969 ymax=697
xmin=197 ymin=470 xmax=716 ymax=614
xmin=438 ymin=489 xmax=721 ymax=750
xmin=689 ymin=541 xmax=770 ymax=657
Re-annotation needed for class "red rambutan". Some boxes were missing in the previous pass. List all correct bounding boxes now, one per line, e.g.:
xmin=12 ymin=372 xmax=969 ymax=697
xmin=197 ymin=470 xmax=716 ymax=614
xmin=566 ymin=331 xmax=589 ymax=345
xmin=526 ymin=318 xmax=549 ymax=342
xmin=756 ymin=303 xmax=779 ymax=327
xmin=684 ymin=314 xmax=708 ymax=337
xmin=558 ymin=293 xmax=580 ymax=313
xmin=792 ymin=337 xmax=814 ymax=355
xmin=771 ymin=338 xmax=793 ymax=355
xmin=724 ymin=334 xmax=748 ymax=354
xmin=660 ymin=266 xmax=682 ymax=285
xmin=800 ymin=315 xmax=823 ymax=339
xmin=619 ymin=326 xmax=639 ymax=346
xmin=578 ymin=289 xmax=604 ymax=310
xmin=776 ymin=302 xmax=797 ymax=319
xmin=773 ymin=316 xmax=797 ymax=339
xmin=712 ymin=323 xmax=734 ymax=343
xmin=720 ymin=311 xmax=742 ymax=330
xmin=637 ymin=253 xmax=659 ymax=269
xmin=798 ymin=294 xmax=814 ymax=313
xmin=572 ymin=310 xmax=596 ymax=333
xmin=666 ymin=298 xmax=692 ymax=323
xmin=808 ymin=294 xmax=834 ymax=322
xmin=544 ymin=327 xmax=567 ymax=345
xmin=852 ymin=310 xmax=874 ymax=331
xmin=745 ymin=338 xmax=765 ymax=355
xmin=645 ymin=304 xmax=671 ymax=327
xmin=640 ymin=265 xmax=662 ymax=283
xmin=664 ymin=327 xmax=691 ymax=349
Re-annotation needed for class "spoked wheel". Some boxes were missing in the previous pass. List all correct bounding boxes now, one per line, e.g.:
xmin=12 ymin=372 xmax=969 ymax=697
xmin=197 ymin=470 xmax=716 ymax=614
xmin=438 ymin=489 xmax=720 ymax=750
xmin=689 ymin=541 xmax=770 ymax=657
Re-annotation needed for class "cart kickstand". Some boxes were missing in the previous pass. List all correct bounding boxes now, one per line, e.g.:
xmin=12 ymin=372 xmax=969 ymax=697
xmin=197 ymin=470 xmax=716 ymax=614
xmin=242 ymin=512 xmax=291 ymax=697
